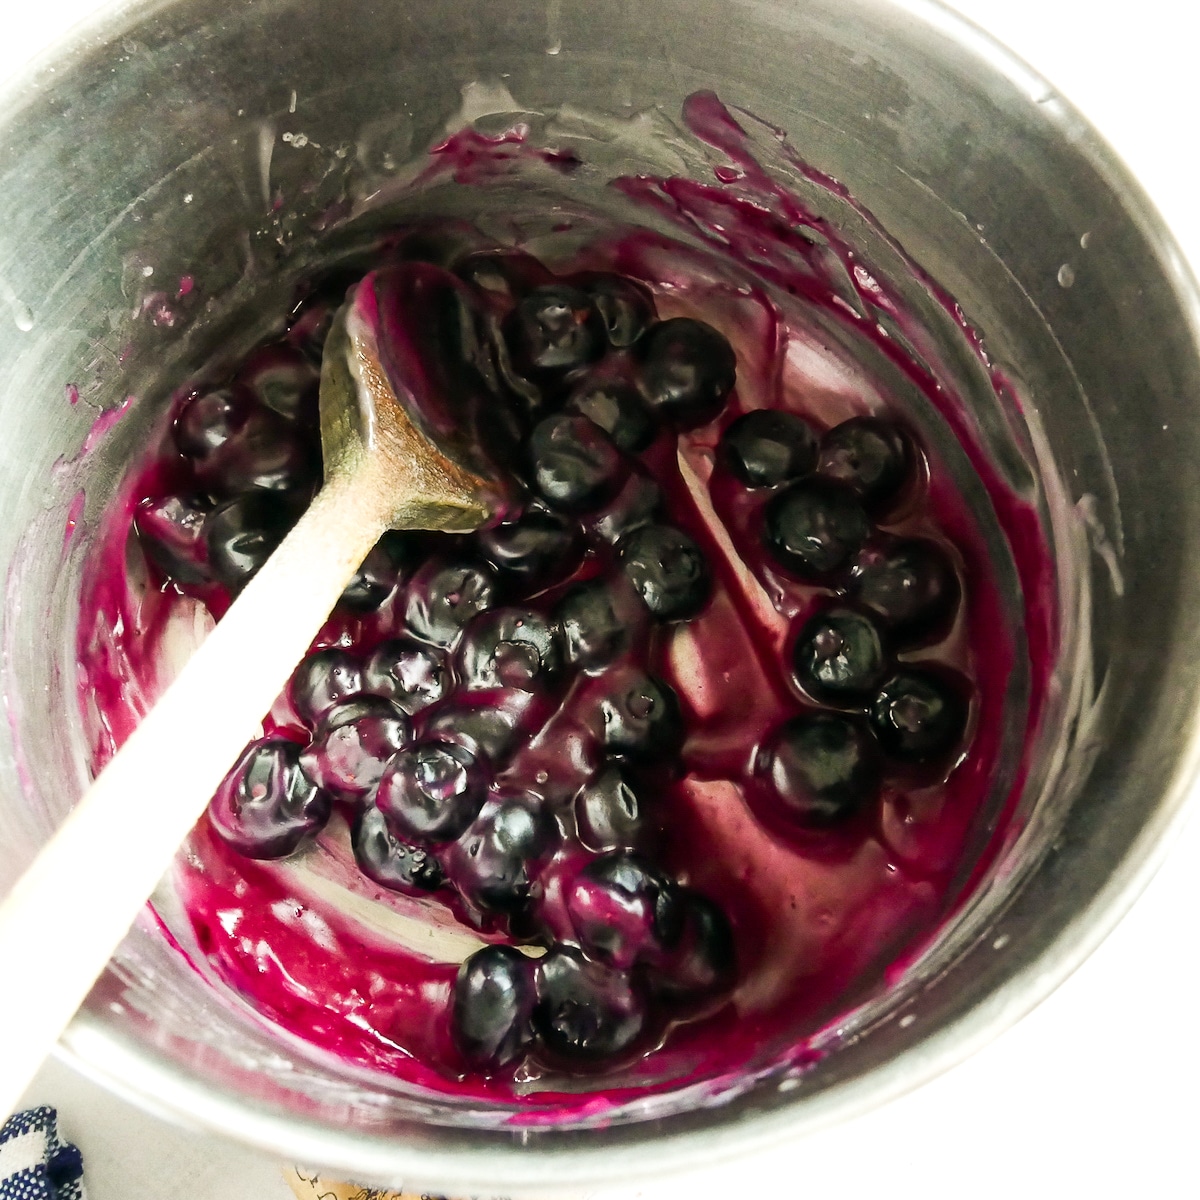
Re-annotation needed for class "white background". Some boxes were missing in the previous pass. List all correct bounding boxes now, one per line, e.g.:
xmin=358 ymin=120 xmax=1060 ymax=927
xmin=6 ymin=1 xmax=1200 ymax=1197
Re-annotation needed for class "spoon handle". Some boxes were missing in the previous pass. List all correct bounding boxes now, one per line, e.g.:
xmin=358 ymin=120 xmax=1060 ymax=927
xmin=0 ymin=465 xmax=391 ymax=1116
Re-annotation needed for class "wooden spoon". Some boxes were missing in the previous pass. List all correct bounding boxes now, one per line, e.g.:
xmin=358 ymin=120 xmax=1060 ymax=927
xmin=0 ymin=276 xmax=504 ymax=1115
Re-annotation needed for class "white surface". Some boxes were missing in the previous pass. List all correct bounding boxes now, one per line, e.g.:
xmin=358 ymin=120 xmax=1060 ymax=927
xmin=7 ymin=0 xmax=1200 ymax=1196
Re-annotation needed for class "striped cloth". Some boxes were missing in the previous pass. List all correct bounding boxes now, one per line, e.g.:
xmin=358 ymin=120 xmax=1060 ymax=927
xmin=0 ymin=1110 xmax=85 ymax=1200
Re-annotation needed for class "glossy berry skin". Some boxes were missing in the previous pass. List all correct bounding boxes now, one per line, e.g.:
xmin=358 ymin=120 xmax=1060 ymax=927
xmin=555 ymin=579 xmax=645 ymax=671
xmin=563 ymin=378 xmax=656 ymax=453
xmin=589 ymin=473 xmax=663 ymax=545
xmin=763 ymin=481 xmax=871 ymax=580
xmin=452 ymin=794 xmax=558 ymax=916
xmin=457 ymin=608 xmax=561 ymax=691
xmin=850 ymin=539 xmax=959 ymax=638
xmin=404 ymin=558 xmax=498 ymax=647
xmin=208 ymin=738 xmax=331 ymax=859
xmin=299 ymin=696 xmax=411 ymax=802
xmin=579 ymin=272 xmax=656 ymax=348
xmin=635 ymin=317 xmax=737 ymax=429
xmin=566 ymin=852 xmax=682 ymax=970
xmin=351 ymin=805 xmax=445 ymax=895
xmin=289 ymin=648 xmax=364 ymax=727
xmin=527 ymin=414 xmax=626 ymax=513
xmin=533 ymin=945 xmax=646 ymax=1063
xmin=653 ymin=890 xmax=736 ymax=999
xmin=453 ymin=945 xmax=537 ymax=1072
xmin=363 ymin=638 xmax=449 ymax=714
xmin=340 ymin=532 xmax=411 ymax=611
xmin=375 ymin=740 xmax=487 ymax=842
xmin=599 ymin=671 xmax=685 ymax=762
xmin=478 ymin=508 xmax=583 ymax=597
xmin=134 ymin=493 xmax=211 ymax=583
xmin=418 ymin=688 xmax=543 ymax=768
xmin=792 ymin=608 xmax=888 ymax=702
xmin=507 ymin=284 xmax=606 ymax=373
xmin=173 ymin=388 xmax=251 ymax=457
xmin=817 ymin=417 xmax=912 ymax=510
xmin=193 ymin=405 xmax=316 ymax=497
xmin=454 ymin=249 xmax=552 ymax=302
xmin=761 ymin=713 xmax=880 ymax=828
xmin=204 ymin=491 xmax=300 ymax=591
xmin=575 ymin=765 xmax=648 ymax=852
xmin=236 ymin=343 xmax=319 ymax=421
xmin=721 ymin=410 xmax=818 ymax=487
xmin=619 ymin=523 xmax=711 ymax=622
xmin=870 ymin=670 xmax=968 ymax=762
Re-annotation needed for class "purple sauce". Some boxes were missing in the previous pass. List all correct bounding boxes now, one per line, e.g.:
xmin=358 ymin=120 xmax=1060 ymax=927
xmin=72 ymin=94 xmax=1056 ymax=1112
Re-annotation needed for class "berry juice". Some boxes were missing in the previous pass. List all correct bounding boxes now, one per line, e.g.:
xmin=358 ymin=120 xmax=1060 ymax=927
xmin=73 ymin=93 xmax=1056 ymax=1112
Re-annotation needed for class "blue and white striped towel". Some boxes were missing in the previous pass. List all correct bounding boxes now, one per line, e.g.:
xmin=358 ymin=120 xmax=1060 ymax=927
xmin=0 ymin=1109 xmax=85 ymax=1200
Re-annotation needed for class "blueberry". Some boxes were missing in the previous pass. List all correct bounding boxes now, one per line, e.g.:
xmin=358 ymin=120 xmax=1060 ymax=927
xmin=635 ymin=317 xmax=737 ymax=429
xmin=850 ymin=539 xmax=959 ymax=637
xmin=792 ymin=608 xmax=888 ymax=702
xmin=619 ymin=523 xmax=711 ymax=622
xmin=600 ymin=671 xmax=685 ymax=762
xmin=581 ymin=273 xmax=656 ymax=348
xmin=289 ymin=648 xmax=364 ymax=727
xmin=588 ymin=473 xmax=663 ymax=544
xmin=533 ymin=945 xmax=646 ymax=1062
xmin=653 ymin=890 xmax=736 ymax=999
xmin=236 ymin=343 xmax=319 ymax=421
xmin=204 ymin=491 xmax=301 ymax=591
xmin=193 ymin=405 xmax=317 ymax=497
xmin=375 ymin=740 xmax=487 ymax=842
xmin=506 ymin=284 xmax=606 ymax=373
xmin=721 ymin=410 xmax=817 ymax=486
xmin=208 ymin=737 xmax=331 ymax=859
xmin=299 ymin=696 xmax=411 ymax=801
xmin=454 ymin=249 xmax=552 ymax=302
xmin=869 ymin=670 xmax=968 ymax=761
xmin=405 ymin=558 xmax=498 ymax=647
xmin=760 ymin=713 xmax=880 ymax=828
xmin=575 ymin=765 xmax=648 ymax=852
xmin=478 ymin=508 xmax=583 ymax=597
xmin=173 ymin=388 xmax=251 ymax=457
xmin=763 ymin=481 xmax=870 ymax=579
xmin=419 ymin=691 xmax=536 ymax=768
xmin=555 ymin=579 xmax=645 ymax=671
xmin=566 ymin=852 xmax=682 ymax=970
xmin=453 ymin=794 xmax=558 ymax=916
xmin=453 ymin=944 xmax=537 ymax=1072
xmin=457 ymin=608 xmax=561 ymax=691
xmin=563 ymin=378 xmax=655 ymax=453
xmin=351 ymin=805 xmax=445 ymax=894
xmin=340 ymin=531 xmax=412 ymax=611
xmin=134 ymin=493 xmax=211 ymax=583
xmin=528 ymin=414 xmax=626 ymax=512
xmin=817 ymin=417 xmax=912 ymax=509
xmin=363 ymin=638 xmax=449 ymax=714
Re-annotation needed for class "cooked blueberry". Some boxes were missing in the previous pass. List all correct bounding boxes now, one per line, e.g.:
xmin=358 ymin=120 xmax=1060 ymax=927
xmin=453 ymin=945 xmax=537 ymax=1072
xmin=208 ymin=737 xmax=331 ymax=859
xmin=581 ymin=273 xmax=656 ymax=348
xmin=869 ymin=670 xmax=968 ymax=762
xmin=792 ymin=608 xmax=888 ymax=702
xmin=850 ymin=539 xmax=959 ymax=637
xmin=635 ymin=317 xmax=736 ymax=429
xmin=351 ymin=805 xmax=445 ymax=895
xmin=289 ymin=648 xmax=364 ymax=727
xmin=173 ymin=387 xmax=251 ymax=457
xmin=418 ymin=690 xmax=538 ymax=767
xmin=527 ymin=414 xmax=626 ymax=512
xmin=478 ymin=508 xmax=583 ymax=596
xmin=600 ymin=671 xmax=685 ymax=761
xmin=404 ymin=558 xmax=498 ymax=647
xmin=653 ymin=891 xmax=736 ymax=999
xmin=363 ymin=638 xmax=449 ymax=714
xmin=619 ymin=524 xmax=710 ymax=621
xmin=454 ymin=249 xmax=552 ymax=301
xmin=817 ymin=417 xmax=912 ymax=509
xmin=533 ymin=945 xmax=645 ymax=1062
xmin=555 ymin=579 xmax=646 ymax=671
xmin=193 ymin=405 xmax=317 ymax=497
xmin=134 ymin=493 xmax=211 ymax=583
xmin=452 ymin=794 xmax=558 ymax=916
xmin=563 ymin=378 xmax=655 ymax=453
xmin=588 ymin=473 xmax=663 ymax=544
xmin=375 ymin=740 xmax=487 ymax=842
xmin=457 ymin=608 xmax=561 ymax=691
xmin=339 ymin=532 xmax=411 ymax=611
xmin=506 ymin=284 xmax=606 ymax=373
xmin=204 ymin=491 xmax=300 ymax=591
xmin=760 ymin=713 xmax=880 ymax=828
xmin=575 ymin=765 xmax=648 ymax=851
xmin=236 ymin=343 xmax=319 ymax=420
xmin=721 ymin=410 xmax=817 ymax=486
xmin=763 ymin=481 xmax=870 ymax=579
xmin=566 ymin=852 xmax=681 ymax=970
xmin=299 ymin=696 xmax=411 ymax=801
